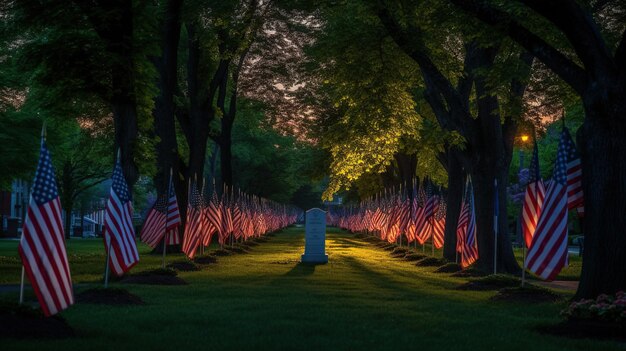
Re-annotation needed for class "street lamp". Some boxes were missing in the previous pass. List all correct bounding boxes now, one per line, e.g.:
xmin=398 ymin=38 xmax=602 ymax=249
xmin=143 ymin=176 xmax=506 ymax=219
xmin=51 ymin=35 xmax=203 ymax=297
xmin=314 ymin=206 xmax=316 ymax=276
xmin=519 ymin=134 xmax=530 ymax=174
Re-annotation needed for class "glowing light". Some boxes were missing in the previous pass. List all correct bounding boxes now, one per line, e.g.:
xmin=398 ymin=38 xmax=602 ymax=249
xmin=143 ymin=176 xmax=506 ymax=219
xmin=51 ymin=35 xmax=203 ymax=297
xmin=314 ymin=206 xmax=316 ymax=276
xmin=520 ymin=135 xmax=529 ymax=142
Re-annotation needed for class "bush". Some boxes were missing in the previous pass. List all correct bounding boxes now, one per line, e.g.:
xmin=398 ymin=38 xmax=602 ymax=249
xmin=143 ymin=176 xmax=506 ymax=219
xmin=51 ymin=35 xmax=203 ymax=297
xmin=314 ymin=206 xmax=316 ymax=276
xmin=561 ymin=291 xmax=626 ymax=323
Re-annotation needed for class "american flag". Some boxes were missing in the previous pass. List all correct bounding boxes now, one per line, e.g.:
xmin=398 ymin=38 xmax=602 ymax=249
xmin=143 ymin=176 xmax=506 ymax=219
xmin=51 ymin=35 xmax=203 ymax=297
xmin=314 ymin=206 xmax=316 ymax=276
xmin=140 ymin=195 xmax=167 ymax=248
xmin=103 ymin=157 xmax=139 ymax=276
xmin=562 ymin=127 xmax=583 ymax=210
xmin=165 ymin=177 xmax=181 ymax=245
xmin=204 ymin=190 xmax=221 ymax=246
xmin=456 ymin=201 xmax=468 ymax=254
xmin=458 ymin=178 xmax=478 ymax=268
xmin=525 ymin=128 xmax=571 ymax=280
xmin=182 ymin=182 xmax=203 ymax=259
xmin=18 ymin=140 xmax=74 ymax=316
xmin=521 ymin=140 xmax=546 ymax=248
xmin=432 ymin=195 xmax=446 ymax=249
xmin=417 ymin=182 xmax=436 ymax=244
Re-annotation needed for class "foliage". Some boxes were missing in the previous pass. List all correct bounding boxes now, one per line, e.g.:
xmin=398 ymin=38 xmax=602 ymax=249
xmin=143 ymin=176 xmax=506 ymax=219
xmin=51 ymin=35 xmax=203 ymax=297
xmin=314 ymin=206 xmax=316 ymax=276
xmin=308 ymin=1 xmax=428 ymax=200
xmin=562 ymin=292 xmax=626 ymax=323
xmin=232 ymin=100 xmax=321 ymax=203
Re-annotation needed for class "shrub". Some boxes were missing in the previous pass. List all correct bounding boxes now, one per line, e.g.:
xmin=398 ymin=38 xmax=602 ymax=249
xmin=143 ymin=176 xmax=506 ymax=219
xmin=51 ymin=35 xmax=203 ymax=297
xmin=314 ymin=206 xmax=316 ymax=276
xmin=561 ymin=291 xmax=626 ymax=323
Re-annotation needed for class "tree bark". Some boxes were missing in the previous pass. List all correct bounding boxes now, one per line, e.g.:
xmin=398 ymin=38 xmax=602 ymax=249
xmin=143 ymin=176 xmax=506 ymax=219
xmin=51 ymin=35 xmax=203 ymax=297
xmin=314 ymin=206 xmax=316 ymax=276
xmin=576 ymin=96 xmax=626 ymax=297
xmin=443 ymin=149 xmax=464 ymax=261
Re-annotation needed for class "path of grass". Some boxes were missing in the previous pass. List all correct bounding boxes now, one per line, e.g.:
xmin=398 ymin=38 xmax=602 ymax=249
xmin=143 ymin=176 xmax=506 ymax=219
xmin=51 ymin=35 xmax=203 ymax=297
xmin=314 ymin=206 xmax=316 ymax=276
xmin=0 ymin=227 xmax=619 ymax=350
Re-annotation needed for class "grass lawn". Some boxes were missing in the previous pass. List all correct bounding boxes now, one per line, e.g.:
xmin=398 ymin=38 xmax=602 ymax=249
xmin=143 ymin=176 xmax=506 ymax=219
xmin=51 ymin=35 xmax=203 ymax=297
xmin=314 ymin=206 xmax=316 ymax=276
xmin=0 ymin=227 xmax=619 ymax=351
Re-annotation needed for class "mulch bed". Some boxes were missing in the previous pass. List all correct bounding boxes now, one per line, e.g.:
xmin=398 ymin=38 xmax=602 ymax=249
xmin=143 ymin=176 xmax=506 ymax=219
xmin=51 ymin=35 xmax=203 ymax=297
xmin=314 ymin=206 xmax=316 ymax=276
xmin=362 ymin=236 xmax=382 ymax=243
xmin=375 ymin=242 xmax=389 ymax=248
xmin=194 ymin=255 xmax=218 ymax=265
xmin=253 ymin=237 xmax=269 ymax=243
xmin=434 ymin=263 xmax=462 ymax=273
xmin=391 ymin=247 xmax=409 ymax=255
xmin=167 ymin=261 xmax=201 ymax=271
xmin=76 ymin=287 xmax=145 ymax=305
xmin=404 ymin=253 xmax=427 ymax=261
xmin=537 ymin=319 xmax=626 ymax=341
xmin=213 ymin=249 xmax=233 ymax=256
xmin=456 ymin=274 xmax=521 ymax=291
xmin=225 ymin=246 xmax=249 ymax=254
xmin=244 ymin=240 xmax=259 ymax=246
xmin=415 ymin=257 xmax=447 ymax=267
xmin=490 ymin=286 xmax=562 ymax=303
xmin=382 ymin=244 xmax=398 ymax=251
xmin=120 ymin=268 xmax=187 ymax=286
xmin=0 ymin=302 xmax=75 ymax=339
xmin=354 ymin=233 xmax=368 ymax=239
xmin=451 ymin=267 xmax=489 ymax=278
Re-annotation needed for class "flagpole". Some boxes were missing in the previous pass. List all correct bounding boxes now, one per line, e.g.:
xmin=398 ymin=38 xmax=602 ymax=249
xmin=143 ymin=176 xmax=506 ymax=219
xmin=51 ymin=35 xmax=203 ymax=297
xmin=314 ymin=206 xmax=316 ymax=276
xmin=21 ymin=123 xmax=47 ymax=302
xmin=521 ymin=245 xmax=527 ymax=287
xmin=105 ymin=148 xmax=120 ymax=288
xmin=104 ymin=239 xmax=112 ymax=288
xmin=162 ymin=168 xmax=173 ymax=268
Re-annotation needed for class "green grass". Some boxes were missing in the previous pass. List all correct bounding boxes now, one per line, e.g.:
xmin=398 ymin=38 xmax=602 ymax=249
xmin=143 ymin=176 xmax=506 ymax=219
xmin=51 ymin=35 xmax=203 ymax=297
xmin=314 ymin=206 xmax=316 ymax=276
xmin=0 ymin=227 xmax=617 ymax=351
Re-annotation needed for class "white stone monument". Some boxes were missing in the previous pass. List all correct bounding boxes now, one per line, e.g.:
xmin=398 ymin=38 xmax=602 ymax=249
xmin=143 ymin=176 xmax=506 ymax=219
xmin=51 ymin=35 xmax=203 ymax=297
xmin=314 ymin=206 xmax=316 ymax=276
xmin=301 ymin=208 xmax=328 ymax=264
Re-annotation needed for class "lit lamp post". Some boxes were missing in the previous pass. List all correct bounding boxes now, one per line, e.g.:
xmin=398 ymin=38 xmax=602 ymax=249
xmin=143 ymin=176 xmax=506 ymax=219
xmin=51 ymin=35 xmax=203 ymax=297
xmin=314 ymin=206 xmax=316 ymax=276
xmin=516 ymin=134 xmax=530 ymax=248
xmin=519 ymin=134 xmax=529 ymax=176
xmin=517 ymin=134 xmax=530 ymax=286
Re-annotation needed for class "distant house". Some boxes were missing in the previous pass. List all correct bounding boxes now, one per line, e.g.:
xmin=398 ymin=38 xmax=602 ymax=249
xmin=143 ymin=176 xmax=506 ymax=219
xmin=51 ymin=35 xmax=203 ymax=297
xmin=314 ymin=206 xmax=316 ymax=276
xmin=0 ymin=179 xmax=30 ymax=237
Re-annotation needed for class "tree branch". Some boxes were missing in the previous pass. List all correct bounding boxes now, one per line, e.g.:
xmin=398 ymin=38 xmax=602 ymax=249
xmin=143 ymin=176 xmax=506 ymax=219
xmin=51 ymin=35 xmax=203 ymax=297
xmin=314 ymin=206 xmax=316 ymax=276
xmin=451 ymin=0 xmax=587 ymax=95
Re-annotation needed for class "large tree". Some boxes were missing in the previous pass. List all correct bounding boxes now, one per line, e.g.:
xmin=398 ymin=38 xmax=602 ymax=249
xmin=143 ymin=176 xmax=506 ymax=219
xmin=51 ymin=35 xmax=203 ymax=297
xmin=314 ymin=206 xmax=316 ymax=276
xmin=450 ymin=0 xmax=626 ymax=298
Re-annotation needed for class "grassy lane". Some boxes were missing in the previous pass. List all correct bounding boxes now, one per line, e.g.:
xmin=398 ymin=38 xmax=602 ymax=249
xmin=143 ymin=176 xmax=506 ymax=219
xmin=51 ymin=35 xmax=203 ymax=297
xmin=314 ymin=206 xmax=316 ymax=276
xmin=0 ymin=227 xmax=619 ymax=350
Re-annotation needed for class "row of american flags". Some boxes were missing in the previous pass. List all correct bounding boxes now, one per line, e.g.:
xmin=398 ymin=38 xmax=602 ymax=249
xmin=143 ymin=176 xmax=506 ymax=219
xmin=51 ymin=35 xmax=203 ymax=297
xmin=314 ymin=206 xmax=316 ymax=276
xmin=140 ymin=177 xmax=300 ymax=260
xmin=18 ymin=135 xmax=299 ymax=317
xmin=327 ymin=177 xmax=479 ymax=269
xmin=329 ymin=126 xmax=584 ymax=281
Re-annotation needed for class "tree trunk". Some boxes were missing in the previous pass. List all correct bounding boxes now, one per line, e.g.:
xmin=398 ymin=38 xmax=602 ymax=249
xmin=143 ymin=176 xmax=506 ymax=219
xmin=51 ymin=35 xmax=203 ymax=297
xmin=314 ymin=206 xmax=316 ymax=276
xmin=394 ymin=152 xmax=417 ymax=188
xmin=153 ymin=0 xmax=183 ymax=193
xmin=443 ymin=149 xmax=464 ymax=261
xmin=108 ymin=1 xmax=139 ymax=190
xmin=576 ymin=94 xmax=626 ymax=298
xmin=220 ymin=125 xmax=233 ymax=186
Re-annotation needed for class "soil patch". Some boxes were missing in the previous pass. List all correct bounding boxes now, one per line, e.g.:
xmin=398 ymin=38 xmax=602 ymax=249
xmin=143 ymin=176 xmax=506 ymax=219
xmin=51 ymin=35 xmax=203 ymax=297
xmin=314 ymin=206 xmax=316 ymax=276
xmin=362 ymin=236 xmax=381 ymax=243
xmin=166 ymin=261 xmax=200 ymax=271
xmin=491 ymin=286 xmax=562 ymax=303
xmin=434 ymin=263 xmax=462 ymax=273
xmin=76 ymin=287 xmax=144 ymax=305
xmin=537 ymin=319 xmax=626 ymax=341
xmin=404 ymin=253 xmax=427 ymax=261
xmin=121 ymin=268 xmax=187 ymax=286
xmin=244 ymin=241 xmax=259 ymax=247
xmin=382 ymin=244 xmax=397 ymax=251
xmin=456 ymin=274 xmax=521 ymax=291
xmin=451 ymin=267 xmax=489 ymax=278
xmin=194 ymin=255 xmax=218 ymax=264
xmin=0 ymin=302 xmax=75 ymax=339
xmin=415 ymin=257 xmax=447 ymax=267
xmin=213 ymin=249 xmax=233 ymax=256
xmin=253 ymin=237 xmax=269 ymax=243
xmin=391 ymin=247 xmax=409 ymax=255
xmin=225 ymin=246 xmax=249 ymax=254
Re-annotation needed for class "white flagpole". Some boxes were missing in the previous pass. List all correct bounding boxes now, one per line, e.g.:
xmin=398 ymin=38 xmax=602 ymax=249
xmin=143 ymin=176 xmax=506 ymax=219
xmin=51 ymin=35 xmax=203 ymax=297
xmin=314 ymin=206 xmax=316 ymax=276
xmin=494 ymin=179 xmax=498 ymax=275
xmin=20 ymin=123 xmax=47 ymax=303
xmin=104 ymin=239 xmax=112 ymax=288
xmin=105 ymin=148 xmax=120 ymax=288
xmin=19 ymin=266 xmax=25 ymax=304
